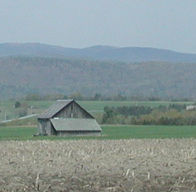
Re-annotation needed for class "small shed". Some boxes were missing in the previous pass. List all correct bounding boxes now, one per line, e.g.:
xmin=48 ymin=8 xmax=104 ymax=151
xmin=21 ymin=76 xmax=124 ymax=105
xmin=37 ymin=99 xmax=102 ymax=136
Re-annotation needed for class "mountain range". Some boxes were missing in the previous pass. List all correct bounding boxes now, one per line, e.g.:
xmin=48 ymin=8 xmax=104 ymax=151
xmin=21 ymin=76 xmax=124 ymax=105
xmin=1 ymin=43 xmax=196 ymax=63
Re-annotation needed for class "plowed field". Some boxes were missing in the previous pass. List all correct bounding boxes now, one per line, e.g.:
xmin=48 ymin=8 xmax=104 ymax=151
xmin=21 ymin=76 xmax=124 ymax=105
xmin=1 ymin=139 xmax=196 ymax=191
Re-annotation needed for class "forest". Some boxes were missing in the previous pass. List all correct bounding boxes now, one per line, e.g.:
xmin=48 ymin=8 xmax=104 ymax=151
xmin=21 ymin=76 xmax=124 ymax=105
xmin=0 ymin=56 xmax=196 ymax=100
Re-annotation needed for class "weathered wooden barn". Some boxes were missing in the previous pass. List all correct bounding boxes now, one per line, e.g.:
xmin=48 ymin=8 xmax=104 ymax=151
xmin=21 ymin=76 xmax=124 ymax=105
xmin=37 ymin=99 xmax=102 ymax=136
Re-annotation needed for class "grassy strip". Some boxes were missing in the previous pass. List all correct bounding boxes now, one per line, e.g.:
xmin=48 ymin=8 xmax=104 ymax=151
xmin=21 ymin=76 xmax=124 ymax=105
xmin=0 ymin=126 xmax=37 ymax=141
xmin=0 ymin=125 xmax=196 ymax=141
xmin=102 ymin=125 xmax=196 ymax=139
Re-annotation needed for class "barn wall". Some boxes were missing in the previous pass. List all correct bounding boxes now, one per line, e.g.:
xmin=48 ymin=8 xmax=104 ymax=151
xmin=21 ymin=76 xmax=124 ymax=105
xmin=50 ymin=123 xmax=57 ymax=135
xmin=55 ymin=102 xmax=92 ymax=119
xmin=38 ymin=119 xmax=53 ymax=135
xmin=37 ymin=120 xmax=42 ymax=134
xmin=38 ymin=119 xmax=48 ymax=135
xmin=45 ymin=121 xmax=52 ymax=135
xmin=56 ymin=131 xmax=101 ymax=137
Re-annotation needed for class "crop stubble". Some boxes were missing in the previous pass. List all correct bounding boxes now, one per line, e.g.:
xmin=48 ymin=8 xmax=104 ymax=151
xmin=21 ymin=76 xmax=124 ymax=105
xmin=0 ymin=139 xmax=196 ymax=192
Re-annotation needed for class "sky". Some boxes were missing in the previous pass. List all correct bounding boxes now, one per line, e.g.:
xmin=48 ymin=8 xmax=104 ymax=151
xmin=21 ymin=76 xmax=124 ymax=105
xmin=0 ymin=0 xmax=196 ymax=54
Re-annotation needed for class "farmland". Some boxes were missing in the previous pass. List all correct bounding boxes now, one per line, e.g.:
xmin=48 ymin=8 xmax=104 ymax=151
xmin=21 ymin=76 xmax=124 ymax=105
xmin=1 ymin=100 xmax=196 ymax=191
xmin=1 ymin=139 xmax=196 ymax=191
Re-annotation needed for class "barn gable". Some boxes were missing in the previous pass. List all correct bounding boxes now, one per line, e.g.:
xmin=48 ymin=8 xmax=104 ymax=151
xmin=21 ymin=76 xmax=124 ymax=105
xmin=37 ymin=99 xmax=101 ymax=136
xmin=38 ymin=99 xmax=93 ymax=119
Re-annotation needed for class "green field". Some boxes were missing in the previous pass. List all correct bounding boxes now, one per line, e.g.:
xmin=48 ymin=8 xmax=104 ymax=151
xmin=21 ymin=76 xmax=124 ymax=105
xmin=1 ymin=125 xmax=196 ymax=141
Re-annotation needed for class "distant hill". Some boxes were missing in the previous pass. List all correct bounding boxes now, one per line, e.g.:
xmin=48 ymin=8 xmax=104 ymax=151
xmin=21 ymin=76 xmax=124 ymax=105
xmin=0 ymin=56 xmax=196 ymax=99
xmin=1 ymin=43 xmax=196 ymax=63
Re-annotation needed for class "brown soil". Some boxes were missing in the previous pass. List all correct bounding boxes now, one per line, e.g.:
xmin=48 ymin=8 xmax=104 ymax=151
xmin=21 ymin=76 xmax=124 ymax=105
xmin=0 ymin=139 xmax=196 ymax=192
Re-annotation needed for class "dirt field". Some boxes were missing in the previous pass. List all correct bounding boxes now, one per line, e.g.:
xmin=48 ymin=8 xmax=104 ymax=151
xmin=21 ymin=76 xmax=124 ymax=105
xmin=0 ymin=139 xmax=196 ymax=192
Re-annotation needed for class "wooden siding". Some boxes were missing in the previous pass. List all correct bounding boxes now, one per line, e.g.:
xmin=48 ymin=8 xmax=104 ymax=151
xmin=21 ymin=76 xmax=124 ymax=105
xmin=38 ymin=119 xmax=52 ymax=135
xmin=56 ymin=131 xmax=101 ymax=137
xmin=54 ymin=102 xmax=92 ymax=119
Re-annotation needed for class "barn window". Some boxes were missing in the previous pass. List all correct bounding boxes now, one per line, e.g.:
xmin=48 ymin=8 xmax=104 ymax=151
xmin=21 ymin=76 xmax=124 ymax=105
xmin=71 ymin=104 xmax=74 ymax=118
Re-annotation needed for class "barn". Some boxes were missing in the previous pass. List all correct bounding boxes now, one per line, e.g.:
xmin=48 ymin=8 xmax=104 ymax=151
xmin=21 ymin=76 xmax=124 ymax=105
xmin=37 ymin=99 xmax=102 ymax=136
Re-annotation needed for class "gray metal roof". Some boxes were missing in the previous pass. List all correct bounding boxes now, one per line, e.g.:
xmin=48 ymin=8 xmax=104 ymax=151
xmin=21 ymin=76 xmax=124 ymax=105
xmin=38 ymin=99 xmax=73 ymax=119
xmin=50 ymin=118 xmax=102 ymax=132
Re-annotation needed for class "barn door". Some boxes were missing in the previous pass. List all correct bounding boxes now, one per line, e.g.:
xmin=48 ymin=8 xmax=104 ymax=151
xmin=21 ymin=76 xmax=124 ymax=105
xmin=42 ymin=121 xmax=47 ymax=135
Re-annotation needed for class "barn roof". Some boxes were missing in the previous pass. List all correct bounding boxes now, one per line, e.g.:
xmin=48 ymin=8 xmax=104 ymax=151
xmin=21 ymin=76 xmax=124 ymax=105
xmin=50 ymin=118 xmax=102 ymax=132
xmin=38 ymin=99 xmax=73 ymax=119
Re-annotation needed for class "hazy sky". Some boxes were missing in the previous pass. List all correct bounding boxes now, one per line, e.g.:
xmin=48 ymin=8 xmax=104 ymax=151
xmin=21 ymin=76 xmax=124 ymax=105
xmin=1 ymin=0 xmax=196 ymax=53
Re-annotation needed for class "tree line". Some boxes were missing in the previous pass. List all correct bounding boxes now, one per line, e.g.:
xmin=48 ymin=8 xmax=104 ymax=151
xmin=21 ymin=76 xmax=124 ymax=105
xmin=24 ymin=93 xmax=192 ymax=102
xmin=101 ymin=104 xmax=196 ymax=125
